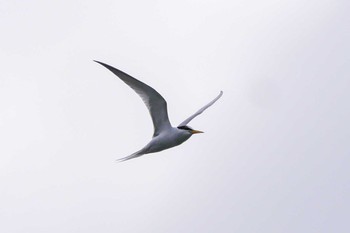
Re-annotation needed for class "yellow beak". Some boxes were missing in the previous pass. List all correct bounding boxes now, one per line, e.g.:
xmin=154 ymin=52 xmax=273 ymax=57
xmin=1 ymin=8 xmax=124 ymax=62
xmin=190 ymin=130 xmax=204 ymax=134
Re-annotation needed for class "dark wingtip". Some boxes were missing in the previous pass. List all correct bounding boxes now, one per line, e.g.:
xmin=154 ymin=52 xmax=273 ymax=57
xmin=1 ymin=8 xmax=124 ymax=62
xmin=93 ymin=60 xmax=115 ymax=71
xmin=93 ymin=60 xmax=104 ymax=65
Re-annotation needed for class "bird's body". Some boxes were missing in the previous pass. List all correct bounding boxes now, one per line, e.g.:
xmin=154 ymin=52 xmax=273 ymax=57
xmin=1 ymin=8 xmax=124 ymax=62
xmin=94 ymin=61 xmax=223 ymax=161
xmin=145 ymin=127 xmax=192 ymax=153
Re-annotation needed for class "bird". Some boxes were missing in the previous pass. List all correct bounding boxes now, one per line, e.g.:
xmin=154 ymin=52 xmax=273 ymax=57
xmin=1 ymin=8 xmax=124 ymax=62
xmin=94 ymin=60 xmax=223 ymax=162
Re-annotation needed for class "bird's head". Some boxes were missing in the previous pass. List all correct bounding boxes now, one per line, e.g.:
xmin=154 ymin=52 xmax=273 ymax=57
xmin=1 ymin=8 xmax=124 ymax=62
xmin=177 ymin=125 xmax=204 ymax=135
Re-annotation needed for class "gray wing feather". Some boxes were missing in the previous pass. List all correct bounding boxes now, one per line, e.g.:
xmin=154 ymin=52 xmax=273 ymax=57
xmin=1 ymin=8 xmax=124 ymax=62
xmin=94 ymin=61 xmax=171 ymax=136
xmin=178 ymin=91 xmax=223 ymax=127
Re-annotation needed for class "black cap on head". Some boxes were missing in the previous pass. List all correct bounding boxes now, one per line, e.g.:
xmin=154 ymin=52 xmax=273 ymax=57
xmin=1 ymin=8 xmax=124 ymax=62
xmin=177 ymin=126 xmax=193 ymax=131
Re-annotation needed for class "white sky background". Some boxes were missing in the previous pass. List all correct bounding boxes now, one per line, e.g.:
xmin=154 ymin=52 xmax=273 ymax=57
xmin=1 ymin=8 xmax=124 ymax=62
xmin=0 ymin=0 xmax=349 ymax=232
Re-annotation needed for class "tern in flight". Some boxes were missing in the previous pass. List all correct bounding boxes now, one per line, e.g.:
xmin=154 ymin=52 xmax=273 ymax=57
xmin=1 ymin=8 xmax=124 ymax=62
xmin=94 ymin=61 xmax=223 ymax=162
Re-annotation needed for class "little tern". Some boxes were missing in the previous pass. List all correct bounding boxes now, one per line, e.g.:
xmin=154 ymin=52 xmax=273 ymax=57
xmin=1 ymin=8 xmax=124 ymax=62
xmin=94 ymin=61 xmax=223 ymax=161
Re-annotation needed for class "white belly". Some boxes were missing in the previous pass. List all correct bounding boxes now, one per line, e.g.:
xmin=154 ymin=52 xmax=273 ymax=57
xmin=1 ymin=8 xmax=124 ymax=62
xmin=144 ymin=128 xmax=192 ymax=153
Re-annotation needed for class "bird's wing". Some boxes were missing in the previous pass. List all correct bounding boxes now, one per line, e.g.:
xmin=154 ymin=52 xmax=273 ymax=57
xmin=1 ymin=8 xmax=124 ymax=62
xmin=94 ymin=61 xmax=172 ymax=136
xmin=178 ymin=91 xmax=223 ymax=127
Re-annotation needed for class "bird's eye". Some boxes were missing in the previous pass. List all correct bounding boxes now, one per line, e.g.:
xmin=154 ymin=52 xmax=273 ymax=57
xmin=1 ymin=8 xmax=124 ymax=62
xmin=177 ymin=126 xmax=192 ymax=131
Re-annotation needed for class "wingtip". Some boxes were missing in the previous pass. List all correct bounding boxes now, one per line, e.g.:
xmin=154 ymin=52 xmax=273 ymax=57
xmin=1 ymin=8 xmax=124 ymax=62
xmin=116 ymin=157 xmax=134 ymax=163
xmin=93 ymin=60 xmax=103 ymax=64
xmin=116 ymin=158 xmax=126 ymax=163
xmin=93 ymin=60 xmax=114 ymax=70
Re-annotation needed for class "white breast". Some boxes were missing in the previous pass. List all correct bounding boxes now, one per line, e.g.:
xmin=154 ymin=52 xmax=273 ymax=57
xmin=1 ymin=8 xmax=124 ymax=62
xmin=144 ymin=127 xmax=192 ymax=153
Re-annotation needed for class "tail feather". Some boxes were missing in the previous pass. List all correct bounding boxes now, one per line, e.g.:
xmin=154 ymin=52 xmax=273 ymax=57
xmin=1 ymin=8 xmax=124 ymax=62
xmin=117 ymin=149 xmax=145 ymax=162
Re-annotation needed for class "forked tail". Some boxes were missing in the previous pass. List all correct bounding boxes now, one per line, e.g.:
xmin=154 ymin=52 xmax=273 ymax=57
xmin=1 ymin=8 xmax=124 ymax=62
xmin=117 ymin=149 xmax=146 ymax=162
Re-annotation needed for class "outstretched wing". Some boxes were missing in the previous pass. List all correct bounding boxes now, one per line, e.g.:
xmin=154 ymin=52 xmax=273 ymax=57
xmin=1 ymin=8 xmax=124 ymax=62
xmin=178 ymin=91 xmax=223 ymax=127
xmin=94 ymin=61 xmax=172 ymax=136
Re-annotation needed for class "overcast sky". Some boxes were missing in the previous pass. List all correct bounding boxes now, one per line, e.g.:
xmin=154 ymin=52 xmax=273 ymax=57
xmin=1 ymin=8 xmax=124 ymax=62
xmin=1 ymin=0 xmax=349 ymax=232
